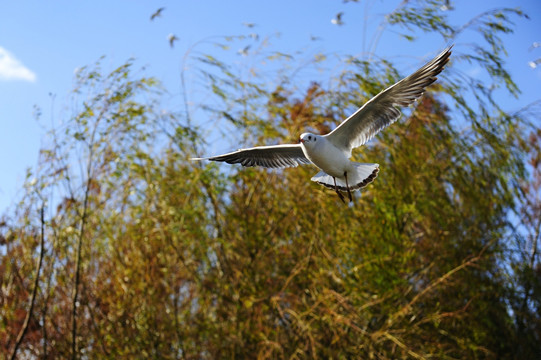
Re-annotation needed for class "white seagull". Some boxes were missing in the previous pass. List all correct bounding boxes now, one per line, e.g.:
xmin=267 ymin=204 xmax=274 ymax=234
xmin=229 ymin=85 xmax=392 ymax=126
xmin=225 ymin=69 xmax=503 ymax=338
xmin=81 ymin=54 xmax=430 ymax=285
xmin=192 ymin=47 xmax=452 ymax=202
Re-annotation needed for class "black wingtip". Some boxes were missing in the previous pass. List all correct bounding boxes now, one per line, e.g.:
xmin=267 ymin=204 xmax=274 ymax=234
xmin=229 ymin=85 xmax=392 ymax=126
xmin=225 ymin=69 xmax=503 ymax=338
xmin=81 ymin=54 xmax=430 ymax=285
xmin=437 ymin=45 xmax=453 ymax=66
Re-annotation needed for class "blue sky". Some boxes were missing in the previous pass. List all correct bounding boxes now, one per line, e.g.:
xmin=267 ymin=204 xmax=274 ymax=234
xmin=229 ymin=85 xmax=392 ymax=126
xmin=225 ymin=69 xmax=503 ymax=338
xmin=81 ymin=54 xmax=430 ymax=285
xmin=0 ymin=0 xmax=540 ymax=213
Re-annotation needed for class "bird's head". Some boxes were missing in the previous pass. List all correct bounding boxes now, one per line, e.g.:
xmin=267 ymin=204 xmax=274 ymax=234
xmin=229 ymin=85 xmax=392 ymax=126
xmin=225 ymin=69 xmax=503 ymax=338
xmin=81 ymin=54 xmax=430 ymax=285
xmin=299 ymin=133 xmax=318 ymax=148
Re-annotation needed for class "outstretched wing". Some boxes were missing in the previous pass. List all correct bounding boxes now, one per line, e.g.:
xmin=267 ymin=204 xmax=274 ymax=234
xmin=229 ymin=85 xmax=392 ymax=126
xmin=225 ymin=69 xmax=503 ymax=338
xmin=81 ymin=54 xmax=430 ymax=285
xmin=192 ymin=144 xmax=311 ymax=168
xmin=326 ymin=46 xmax=452 ymax=151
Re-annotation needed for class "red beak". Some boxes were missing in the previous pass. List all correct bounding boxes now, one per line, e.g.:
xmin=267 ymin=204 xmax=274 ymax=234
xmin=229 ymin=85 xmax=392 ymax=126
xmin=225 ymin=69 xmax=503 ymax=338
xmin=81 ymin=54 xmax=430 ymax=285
xmin=299 ymin=139 xmax=304 ymax=143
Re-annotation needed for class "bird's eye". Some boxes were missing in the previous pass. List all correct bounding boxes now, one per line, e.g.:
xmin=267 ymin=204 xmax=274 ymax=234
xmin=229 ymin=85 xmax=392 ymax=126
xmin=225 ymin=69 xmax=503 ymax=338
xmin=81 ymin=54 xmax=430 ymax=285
xmin=309 ymin=136 xmax=312 ymax=140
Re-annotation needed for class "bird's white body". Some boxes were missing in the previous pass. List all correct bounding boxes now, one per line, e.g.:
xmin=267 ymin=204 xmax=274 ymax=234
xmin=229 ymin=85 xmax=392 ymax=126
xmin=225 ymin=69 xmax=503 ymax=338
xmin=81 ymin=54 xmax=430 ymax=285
xmin=299 ymin=133 xmax=379 ymax=197
xmin=300 ymin=134 xmax=351 ymax=179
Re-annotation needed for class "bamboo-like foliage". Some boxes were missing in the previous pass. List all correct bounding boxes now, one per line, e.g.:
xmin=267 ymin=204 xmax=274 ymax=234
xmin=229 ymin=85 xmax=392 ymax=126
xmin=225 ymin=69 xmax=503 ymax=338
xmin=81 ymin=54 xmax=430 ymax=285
xmin=1 ymin=1 xmax=540 ymax=359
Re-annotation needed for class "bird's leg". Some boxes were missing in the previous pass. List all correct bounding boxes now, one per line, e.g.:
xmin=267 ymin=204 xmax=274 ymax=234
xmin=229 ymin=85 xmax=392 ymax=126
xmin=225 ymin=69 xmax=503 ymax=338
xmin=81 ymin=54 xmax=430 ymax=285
xmin=344 ymin=171 xmax=353 ymax=202
xmin=333 ymin=177 xmax=346 ymax=203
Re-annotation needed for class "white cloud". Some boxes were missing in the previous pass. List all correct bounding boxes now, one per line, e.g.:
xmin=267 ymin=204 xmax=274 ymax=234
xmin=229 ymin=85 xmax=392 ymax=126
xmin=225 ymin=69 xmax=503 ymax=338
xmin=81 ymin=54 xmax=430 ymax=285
xmin=0 ymin=47 xmax=36 ymax=82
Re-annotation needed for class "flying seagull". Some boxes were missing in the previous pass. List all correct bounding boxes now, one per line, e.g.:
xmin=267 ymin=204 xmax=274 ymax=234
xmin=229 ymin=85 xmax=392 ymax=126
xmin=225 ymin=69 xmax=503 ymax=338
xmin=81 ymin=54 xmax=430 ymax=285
xmin=168 ymin=33 xmax=179 ymax=48
xmin=150 ymin=7 xmax=165 ymax=21
xmin=331 ymin=12 xmax=344 ymax=26
xmin=192 ymin=46 xmax=452 ymax=202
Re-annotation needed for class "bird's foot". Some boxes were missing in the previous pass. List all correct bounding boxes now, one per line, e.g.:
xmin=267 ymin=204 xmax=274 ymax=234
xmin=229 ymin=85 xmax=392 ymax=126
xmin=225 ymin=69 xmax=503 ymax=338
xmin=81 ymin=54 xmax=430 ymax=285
xmin=336 ymin=190 xmax=346 ymax=203
xmin=344 ymin=172 xmax=353 ymax=202
xmin=333 ymin=176 xmax=346 ymax=203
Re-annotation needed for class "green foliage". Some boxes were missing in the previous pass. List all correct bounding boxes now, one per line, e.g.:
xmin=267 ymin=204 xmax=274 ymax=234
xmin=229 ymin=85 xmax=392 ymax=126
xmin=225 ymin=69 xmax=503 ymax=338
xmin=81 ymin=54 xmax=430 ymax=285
xmin=1 ymin=1 xmax=540 ymax=359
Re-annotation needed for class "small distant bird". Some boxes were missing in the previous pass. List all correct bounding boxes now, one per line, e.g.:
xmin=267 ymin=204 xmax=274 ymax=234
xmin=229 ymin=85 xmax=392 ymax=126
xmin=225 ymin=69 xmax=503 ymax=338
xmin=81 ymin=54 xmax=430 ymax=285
xmin=150 ymin=7 xmax=165 ymax=21
xmin=242 ymin=22 xmax=256 ymax=28
xmin=168 ymin=33 xmax=179 ymax=48
xmin=331 ymin=12 xmax=344 ymax=26
xmin=310 ymin=34 xmax=322 ymax=41
xmin=528 ymin=59 xmax=541 ymax=69
xmin=440 ymin=0 xmax=454 ymax=11
xmin=528 ymin=42 xmax=540 ymax=68
xmin=238 ymin=45 xmax=251 ymax=56
xmin=192 ymin=47 xmax=452 ymax=203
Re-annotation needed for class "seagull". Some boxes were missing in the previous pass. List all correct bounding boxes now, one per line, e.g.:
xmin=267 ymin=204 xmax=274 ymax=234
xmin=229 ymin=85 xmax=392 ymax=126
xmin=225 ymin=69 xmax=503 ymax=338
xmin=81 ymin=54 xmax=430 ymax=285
xmin=331 ymin=12 xmax=344 ymax=26
xmin=238 ymin=45 xmax=251 ymax=56
xmin=192 ymin=46 xmax=452 ymax=203
xmin=168 ymin=33 xmax=179 ymax=48
xmin=529 ymin=42 xmax=540 ymax=51
xmin=150 ymin=7 xmax=165 ymax=21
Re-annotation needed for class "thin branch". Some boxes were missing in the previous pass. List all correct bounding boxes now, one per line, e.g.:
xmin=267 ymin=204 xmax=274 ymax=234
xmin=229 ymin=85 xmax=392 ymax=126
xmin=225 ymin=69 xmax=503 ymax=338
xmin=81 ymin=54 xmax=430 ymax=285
xmin=71 ymin=168 xmax=91 ymax=360
xmin=71 ymin=116 xmax=100 ymax=359
xmin=381 ymin=332 xmax=426 ymax=360
xmin=9 ymin=206 xmax=46 ymax=360
xmin=389 ymin=247 xmax=486 ymax=325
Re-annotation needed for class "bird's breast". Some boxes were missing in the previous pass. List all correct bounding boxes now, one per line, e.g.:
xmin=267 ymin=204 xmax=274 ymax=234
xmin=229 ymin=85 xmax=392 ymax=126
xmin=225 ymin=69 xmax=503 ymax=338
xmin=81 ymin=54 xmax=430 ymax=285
xmin=302 ymin=139 xmax=350 ymax=178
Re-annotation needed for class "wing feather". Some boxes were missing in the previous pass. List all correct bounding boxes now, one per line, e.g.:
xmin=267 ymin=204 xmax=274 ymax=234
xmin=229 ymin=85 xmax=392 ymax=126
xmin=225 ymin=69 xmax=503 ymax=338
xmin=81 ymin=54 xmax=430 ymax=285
xmin=192 ymin=144 xmax=311 ymax=169
xmin=326 ymin=46 xmax=452 ymax=151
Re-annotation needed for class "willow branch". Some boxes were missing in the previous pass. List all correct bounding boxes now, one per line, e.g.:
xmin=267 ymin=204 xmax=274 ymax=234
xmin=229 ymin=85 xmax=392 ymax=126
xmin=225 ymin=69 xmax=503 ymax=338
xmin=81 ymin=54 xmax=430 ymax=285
xmin=10 ymin=207 xmax=46 ymax=360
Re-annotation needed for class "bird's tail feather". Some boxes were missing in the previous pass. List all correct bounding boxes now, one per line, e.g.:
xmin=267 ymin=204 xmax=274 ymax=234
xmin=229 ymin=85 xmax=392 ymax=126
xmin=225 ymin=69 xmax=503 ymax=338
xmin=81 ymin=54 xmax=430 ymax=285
xmin=311 ymin=163 xmax=379 ymax=192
